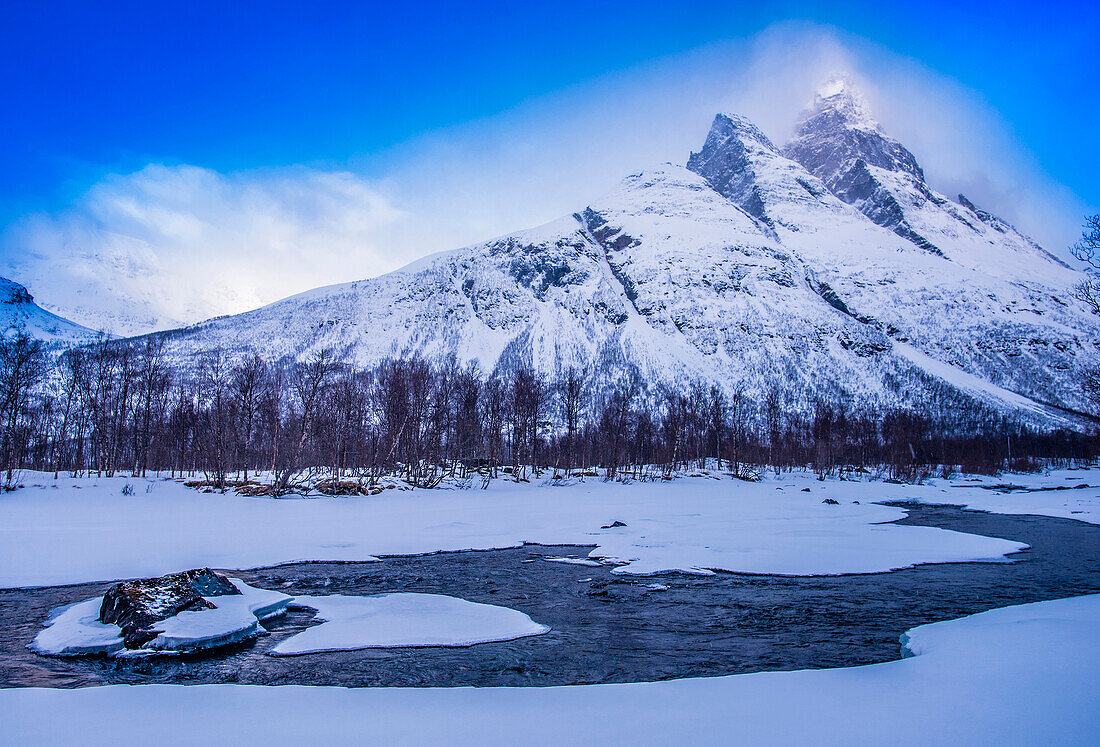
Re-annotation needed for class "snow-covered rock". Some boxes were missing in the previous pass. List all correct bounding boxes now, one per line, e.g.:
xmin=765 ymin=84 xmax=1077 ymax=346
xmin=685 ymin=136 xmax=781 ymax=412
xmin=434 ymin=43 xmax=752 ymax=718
xmin=98 ymin=568 xmax=243 ymax=648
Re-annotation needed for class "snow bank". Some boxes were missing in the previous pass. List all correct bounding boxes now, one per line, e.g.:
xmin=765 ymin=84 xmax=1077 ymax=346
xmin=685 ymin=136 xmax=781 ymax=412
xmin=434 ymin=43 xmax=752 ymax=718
xmin=270 ymin=593 xmax=549 ymax=655
xmin=0 ymin=471 xmax=1041 ymax=588
xmin=31 ymin=579 xmax=292 ymax=656
xmin=5 ymin=595 xmax=1099 ymax=745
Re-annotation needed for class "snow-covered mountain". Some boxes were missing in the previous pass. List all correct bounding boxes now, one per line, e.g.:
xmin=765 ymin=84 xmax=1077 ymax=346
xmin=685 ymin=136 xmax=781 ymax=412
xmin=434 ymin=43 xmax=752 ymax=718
xmin=685 ymin=102 xmax=1091 ymax=420
xmin=135 ymin=82 xmax=1097 ymax=426
xmin=782 ymin=78 xmax=1067 ymax=272
xmin=0 ymin=276 xmax=99 ymax=345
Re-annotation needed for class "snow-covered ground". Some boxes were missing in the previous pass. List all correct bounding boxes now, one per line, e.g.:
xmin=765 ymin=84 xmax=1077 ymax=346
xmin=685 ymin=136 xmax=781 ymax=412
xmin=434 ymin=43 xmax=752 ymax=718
xmin=3 ymin=594 xmax=1097 ymax=745
xmin=933 ymin=470 xmax=1100 ymax=524
xmin=271 ymin=593 xmax=550 ymax=655
xmin=2 ymin=468 xmax=1077 ymax=588
xmin=5 ymin=467 xmax=1100 ymax=743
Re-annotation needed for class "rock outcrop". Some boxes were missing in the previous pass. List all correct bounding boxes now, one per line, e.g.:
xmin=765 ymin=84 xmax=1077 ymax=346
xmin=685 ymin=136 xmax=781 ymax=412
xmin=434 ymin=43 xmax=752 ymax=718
xmin=99 ymin=568 xmax=241 ymax=648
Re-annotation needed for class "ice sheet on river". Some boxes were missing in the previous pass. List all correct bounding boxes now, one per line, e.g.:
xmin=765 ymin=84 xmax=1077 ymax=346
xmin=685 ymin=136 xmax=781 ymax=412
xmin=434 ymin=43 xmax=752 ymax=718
xmin=270 ymin=593 xmax=550 ymax=655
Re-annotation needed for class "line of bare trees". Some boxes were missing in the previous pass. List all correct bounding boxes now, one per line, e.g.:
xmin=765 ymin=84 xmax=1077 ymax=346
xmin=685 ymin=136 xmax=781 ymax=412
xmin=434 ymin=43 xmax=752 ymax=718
xmin=0 ymin=332 xmax=1094 ymax=492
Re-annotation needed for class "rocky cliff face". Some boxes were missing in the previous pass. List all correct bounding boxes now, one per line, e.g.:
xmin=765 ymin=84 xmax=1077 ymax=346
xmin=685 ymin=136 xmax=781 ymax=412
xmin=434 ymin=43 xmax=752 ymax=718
xmin=134 ymin=83 xmax=1097 ymax=427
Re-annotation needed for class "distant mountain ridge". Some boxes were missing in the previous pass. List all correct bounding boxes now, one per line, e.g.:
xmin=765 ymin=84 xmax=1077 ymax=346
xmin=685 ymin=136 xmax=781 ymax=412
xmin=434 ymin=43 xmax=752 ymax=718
xmin=96 ymin=81 xmax=1100 ymax=426
xmin=0 ymin=276 xmax=98 ymax=345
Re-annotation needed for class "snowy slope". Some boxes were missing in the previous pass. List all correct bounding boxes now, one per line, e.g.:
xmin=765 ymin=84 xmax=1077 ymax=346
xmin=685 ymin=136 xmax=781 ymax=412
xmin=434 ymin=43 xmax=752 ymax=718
xmin=145 ymin=167 xmax=914 ymax=407
xmin=125 ymin=85 xmax=1098 ymax=425
xmin=0 ymin=276 xmax=99 ymax=345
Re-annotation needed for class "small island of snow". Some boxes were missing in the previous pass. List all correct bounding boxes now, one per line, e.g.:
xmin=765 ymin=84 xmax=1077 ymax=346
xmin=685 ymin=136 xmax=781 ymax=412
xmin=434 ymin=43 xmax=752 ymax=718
xmin=269 ymin=593 xmax=550 ymax=655
xmin=31 ymin=578 xmax=293 ymax=657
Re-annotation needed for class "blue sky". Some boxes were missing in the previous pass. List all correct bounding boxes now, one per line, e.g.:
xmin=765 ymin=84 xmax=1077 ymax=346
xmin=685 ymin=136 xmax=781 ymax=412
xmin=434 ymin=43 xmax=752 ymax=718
xmin=2 ymin=1 xmax=1096 ymax=220
xmin=1 ymin=1 xmax=1097 ymax=331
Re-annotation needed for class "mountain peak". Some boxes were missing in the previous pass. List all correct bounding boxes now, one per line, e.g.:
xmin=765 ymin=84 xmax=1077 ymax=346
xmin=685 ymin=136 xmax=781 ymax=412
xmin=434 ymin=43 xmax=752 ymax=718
xmin=785 ymin=78 xmax=925 ymax=185
xmin=686 ymin=113 xmax=783 ymax=225
xmin=809 ymin=76 xmax=880 ymax=132
xmin=689 ymin=113 xmax=779 ymax=161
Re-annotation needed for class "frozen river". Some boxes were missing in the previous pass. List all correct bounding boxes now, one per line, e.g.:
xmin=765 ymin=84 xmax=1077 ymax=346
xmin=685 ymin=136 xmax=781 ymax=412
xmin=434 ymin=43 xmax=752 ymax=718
xmin=3 ymin=502 xmax=1098 ymax=688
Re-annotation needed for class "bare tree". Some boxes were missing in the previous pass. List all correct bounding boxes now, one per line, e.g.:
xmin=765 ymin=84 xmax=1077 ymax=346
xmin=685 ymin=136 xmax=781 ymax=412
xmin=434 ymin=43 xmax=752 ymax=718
xmin=231 ymin=353 xmax=268 ymax=482
xmin=196 ymin=348 xmax=234 ymax=490
xmin=133 ymin=338 xmax=170 ymax=477
xmin=1070 ymin=214 xmax=1100 ymax=412
xmin=6 ymin=337 xmax=1095 ymax=488
xmin=273 ymin=349 xmax=338 ymax=494
xmin=557 ymin=367 xmax=585 ymax=474
xmin=1071 ymin=215 xmax=1100 ymax=314
xmin=0 ymin=334 xmax=45 ymax=488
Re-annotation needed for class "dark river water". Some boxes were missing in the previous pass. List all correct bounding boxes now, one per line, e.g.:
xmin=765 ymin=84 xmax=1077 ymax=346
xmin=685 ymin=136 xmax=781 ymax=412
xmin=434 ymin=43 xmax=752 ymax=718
xmin=1 ymin=502 xmax=1098 ymax=688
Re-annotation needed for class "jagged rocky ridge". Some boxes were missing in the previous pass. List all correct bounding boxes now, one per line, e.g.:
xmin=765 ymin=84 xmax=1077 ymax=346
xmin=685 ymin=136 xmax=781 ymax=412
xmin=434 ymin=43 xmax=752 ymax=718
xmin=129 ymin=82 xmax=1097 ymax=426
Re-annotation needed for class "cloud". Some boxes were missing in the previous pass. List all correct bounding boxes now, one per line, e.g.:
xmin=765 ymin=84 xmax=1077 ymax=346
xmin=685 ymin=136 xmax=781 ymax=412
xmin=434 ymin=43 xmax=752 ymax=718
xmin=2 ymin=22 xmax=1091 ymax=335
xmin=2 ymin=165 xmax=405 ymax=334
xmin=361 ymin=21 xmax=1090 ymax=265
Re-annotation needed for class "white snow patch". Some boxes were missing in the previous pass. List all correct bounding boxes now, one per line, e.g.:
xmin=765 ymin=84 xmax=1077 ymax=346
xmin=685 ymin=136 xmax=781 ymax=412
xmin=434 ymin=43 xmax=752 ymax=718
xmin=912 ymin=468 xmax=1100 ymax=525
xmin=271 ymin=593 xmax=549 ymax=655
xmin=0 ymin=471 xmax=1035 ymax=587
xmin=144 ymin=599 xmax=260 ymax=653
xmin=29 ymin=598 xmax=124 ymax=657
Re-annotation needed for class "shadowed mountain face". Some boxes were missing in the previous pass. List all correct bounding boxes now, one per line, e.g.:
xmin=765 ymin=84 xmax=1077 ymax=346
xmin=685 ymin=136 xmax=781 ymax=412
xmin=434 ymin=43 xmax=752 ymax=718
xmin=122 ymin=82 xmax=1096 ymax=426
